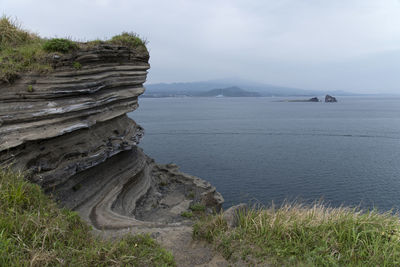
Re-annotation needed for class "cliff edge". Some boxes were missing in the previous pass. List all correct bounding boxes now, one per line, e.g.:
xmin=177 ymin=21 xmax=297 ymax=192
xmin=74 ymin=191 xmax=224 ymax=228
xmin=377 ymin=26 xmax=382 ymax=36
xmin=0 ymin=18 xmax=227 ymax=265
xmin=0 ymin=42 xmax=223 ymax=233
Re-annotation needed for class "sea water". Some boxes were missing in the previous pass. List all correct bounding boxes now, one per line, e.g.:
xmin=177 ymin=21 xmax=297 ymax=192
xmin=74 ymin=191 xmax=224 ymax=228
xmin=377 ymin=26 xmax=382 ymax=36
xmin=128 ymin=96 xmax=400 ymax=211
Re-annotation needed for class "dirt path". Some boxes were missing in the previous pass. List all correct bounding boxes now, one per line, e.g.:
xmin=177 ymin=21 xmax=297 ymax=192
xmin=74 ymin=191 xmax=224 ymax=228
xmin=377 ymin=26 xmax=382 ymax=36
xmin=58 ymin=151 xmax=231 ymax=266
xmin=100 ymin=225 xmax=231 ymax=267
xmin=153 ymin=226 xmax=229 ymax=267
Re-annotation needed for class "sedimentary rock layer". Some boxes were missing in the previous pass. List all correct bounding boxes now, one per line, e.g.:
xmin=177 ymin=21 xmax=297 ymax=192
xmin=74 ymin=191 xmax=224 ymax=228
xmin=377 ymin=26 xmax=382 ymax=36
xmin=1 ymin=115 xmax=143 ymax=189
xmin=0 ymin=44 xmax=149 ymax=152
xmin=54 ymin=147 xmax=223 ymax=230
xmin=0 ymin=43 xmax=223 ymax=234
xmin=0 ymin=45 xmax=148 ymax=187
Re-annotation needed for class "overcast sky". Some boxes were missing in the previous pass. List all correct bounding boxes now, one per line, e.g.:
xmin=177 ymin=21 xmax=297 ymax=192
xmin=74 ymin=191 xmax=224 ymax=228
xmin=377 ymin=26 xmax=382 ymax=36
xmin=2 ymin=0 xmax=400 ymax=93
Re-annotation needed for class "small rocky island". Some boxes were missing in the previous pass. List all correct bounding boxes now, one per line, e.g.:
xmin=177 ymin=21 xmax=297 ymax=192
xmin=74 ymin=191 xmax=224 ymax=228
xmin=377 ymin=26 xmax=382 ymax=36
xmin=283 ymin=95 xmax=338 ymax=103
xmin=285 ymin=96 xmax=320 ymax=102
xmin=325 ymin=94 xmax=338 ymax=102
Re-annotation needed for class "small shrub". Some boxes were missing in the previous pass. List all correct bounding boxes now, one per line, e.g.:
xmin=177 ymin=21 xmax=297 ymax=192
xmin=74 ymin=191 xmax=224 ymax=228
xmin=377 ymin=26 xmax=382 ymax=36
xmin=73 ymin=61 xmax=82 ymax=70
xmin=181 ymin=211 xmax=193 ymax=218
xmin=110 ymin=32 xmax=147 ymax=48
xmin=190 ymin=203 xmax=206 ymax=212
xmin=27 ymin=85 xmax=33 ymax=92
xmin=42 ymin=38 xmax=77 ymax=53
xmin=86 ymin=39 xmax=103 ymax=48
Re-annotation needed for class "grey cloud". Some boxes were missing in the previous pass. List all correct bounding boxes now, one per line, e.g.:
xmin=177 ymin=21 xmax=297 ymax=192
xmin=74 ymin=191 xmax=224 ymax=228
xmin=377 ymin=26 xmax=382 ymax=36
xmin=2 ymin=0 xmax=400 ymax=93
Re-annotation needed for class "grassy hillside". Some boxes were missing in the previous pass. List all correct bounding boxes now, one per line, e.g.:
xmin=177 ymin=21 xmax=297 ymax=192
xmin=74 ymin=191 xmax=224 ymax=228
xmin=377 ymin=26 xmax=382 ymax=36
xmin=0 ymin=168 xmax=175 ymax=266
xmin=194 ymin=203 xmax=400 ymax=266
xmin=0 ymin=16 xmax=147 ymax=84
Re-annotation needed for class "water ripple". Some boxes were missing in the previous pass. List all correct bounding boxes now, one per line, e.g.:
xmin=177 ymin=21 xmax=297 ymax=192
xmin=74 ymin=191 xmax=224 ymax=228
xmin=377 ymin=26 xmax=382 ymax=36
xmin=146 ymin=131 xmax=400 ymax=140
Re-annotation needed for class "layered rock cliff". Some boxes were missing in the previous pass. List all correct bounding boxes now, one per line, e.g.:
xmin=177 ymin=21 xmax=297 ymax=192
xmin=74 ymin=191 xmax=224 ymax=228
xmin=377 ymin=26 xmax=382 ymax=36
xmin=0 ymin=44 xmax=223 ymax=231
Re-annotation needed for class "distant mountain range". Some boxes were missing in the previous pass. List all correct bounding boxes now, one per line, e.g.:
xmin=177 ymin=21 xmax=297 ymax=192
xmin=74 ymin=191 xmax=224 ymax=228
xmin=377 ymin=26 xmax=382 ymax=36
xmin=142 ymin=79 xmax=358 ymax=98
xmin=196 ymin=86 xmax=260 ymax=97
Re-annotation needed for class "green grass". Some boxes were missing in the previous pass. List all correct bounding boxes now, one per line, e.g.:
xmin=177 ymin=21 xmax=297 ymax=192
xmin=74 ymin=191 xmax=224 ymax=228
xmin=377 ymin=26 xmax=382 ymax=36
xmin=189 ymin=203 xmax=206 ymax=212
xmin=109 ymin=32 xmax=148 ymax=49
xmin=180 ymin=204 xmax=206 ymax=220
xmin=0 ymin=16 xmax=36 ymax=47
xmin=27 ymin=84 xmax=34 ymax=92
xmin=42 ymin=38 xmax=78 ymax=53
xmin=0 ymin=16 xmax=148 ymax=84
xmin=0 ymin=168 xmax=175 ymax=266
xmin=181 ymin=211 xmax=194 ymax=219
xmin=0 ymin=16 xmax=49 ymax=83
xmin=193 ymin=202 xmax=400 ymax=266
xmin=73 ymin=61 xmax=82 ymax=70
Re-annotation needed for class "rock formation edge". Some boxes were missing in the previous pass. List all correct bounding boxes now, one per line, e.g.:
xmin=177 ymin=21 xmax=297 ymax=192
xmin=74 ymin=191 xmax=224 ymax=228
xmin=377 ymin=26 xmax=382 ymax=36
xmin=0 ymin=43 xmax=223 ymax=232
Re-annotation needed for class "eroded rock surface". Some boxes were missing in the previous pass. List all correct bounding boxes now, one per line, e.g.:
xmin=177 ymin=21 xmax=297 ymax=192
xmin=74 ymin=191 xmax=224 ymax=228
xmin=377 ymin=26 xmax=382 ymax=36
xmin=0 ymin=43 xmax=225 ymax=266
xmin=223 ymin=203 xmax=248 ymax=228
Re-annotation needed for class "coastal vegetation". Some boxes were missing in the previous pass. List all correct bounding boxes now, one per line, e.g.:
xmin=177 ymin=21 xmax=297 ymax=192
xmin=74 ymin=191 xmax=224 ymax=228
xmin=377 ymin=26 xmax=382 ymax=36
xmin=108 ymin=32 xmax=148 ymax=49
xmin=181 ymin=211 xmax=194 ymax=218
xmin=0 ymin=16 xmax=49 ymax=83
xmin=0 ymin=168 xmax=175 ymax=266
xmin=0 ymin=16 xmax=147 ymax=84
xmin=189 ymin=203 xmax=206 ymax=212
xmin=42 ymin=38 xmax=78 ymax=53
xmin=194 ymin=202 xmax=400 ymax=266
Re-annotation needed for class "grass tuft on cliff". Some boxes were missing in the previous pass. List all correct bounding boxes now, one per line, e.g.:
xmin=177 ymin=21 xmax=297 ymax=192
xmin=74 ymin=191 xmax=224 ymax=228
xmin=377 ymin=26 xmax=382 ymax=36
xmin=0 ymin=168 xmax=175 ymax=266
xmin=0 ymin=16 xmax=148 ymax=84
xmin=0 ymin=16 xmax=38 ymax=47
xmin=109 ymin=32 xmax=148 ymax=48
xmin=0 ymin=16 xmax=49 ymax=83
xmin=193 ymin=202 xmax=400 ymax=266
xmin=42 ymin=38 xmax=78 ymax=53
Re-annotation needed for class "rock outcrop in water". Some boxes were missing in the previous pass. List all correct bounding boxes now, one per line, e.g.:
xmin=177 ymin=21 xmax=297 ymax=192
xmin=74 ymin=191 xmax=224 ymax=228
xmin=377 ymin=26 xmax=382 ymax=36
xmin=284 ymin=97 xmax=320 ymax=102
xmin=0 ymin=44 xmax=223 ymax=233
xmin=325 ymin=94 xmax=337 ymax=102
xmin=308 ymin=97 xmax=319 ymax=102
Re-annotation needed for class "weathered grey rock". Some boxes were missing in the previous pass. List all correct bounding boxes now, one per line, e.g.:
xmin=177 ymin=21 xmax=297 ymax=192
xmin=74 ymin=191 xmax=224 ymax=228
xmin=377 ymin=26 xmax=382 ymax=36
xmin=1 ymin=115 xmax=143 ymax=189
xmin=0 ymin=43 xmax=224 ymax=235
xmin=0 ymin=45 xmax=149 ymax=152
xmin=325 ymin=94 xmax=337 ymax=102
xmin=309 ymin=97 xmax=319 ymax=102
xmin=223 ymin=203 xmax=248 ymax=228
xmin=0 ymin=44 xmax=149 ymax=186
xmin=201 ymin=189 xmax=224 ymax=213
